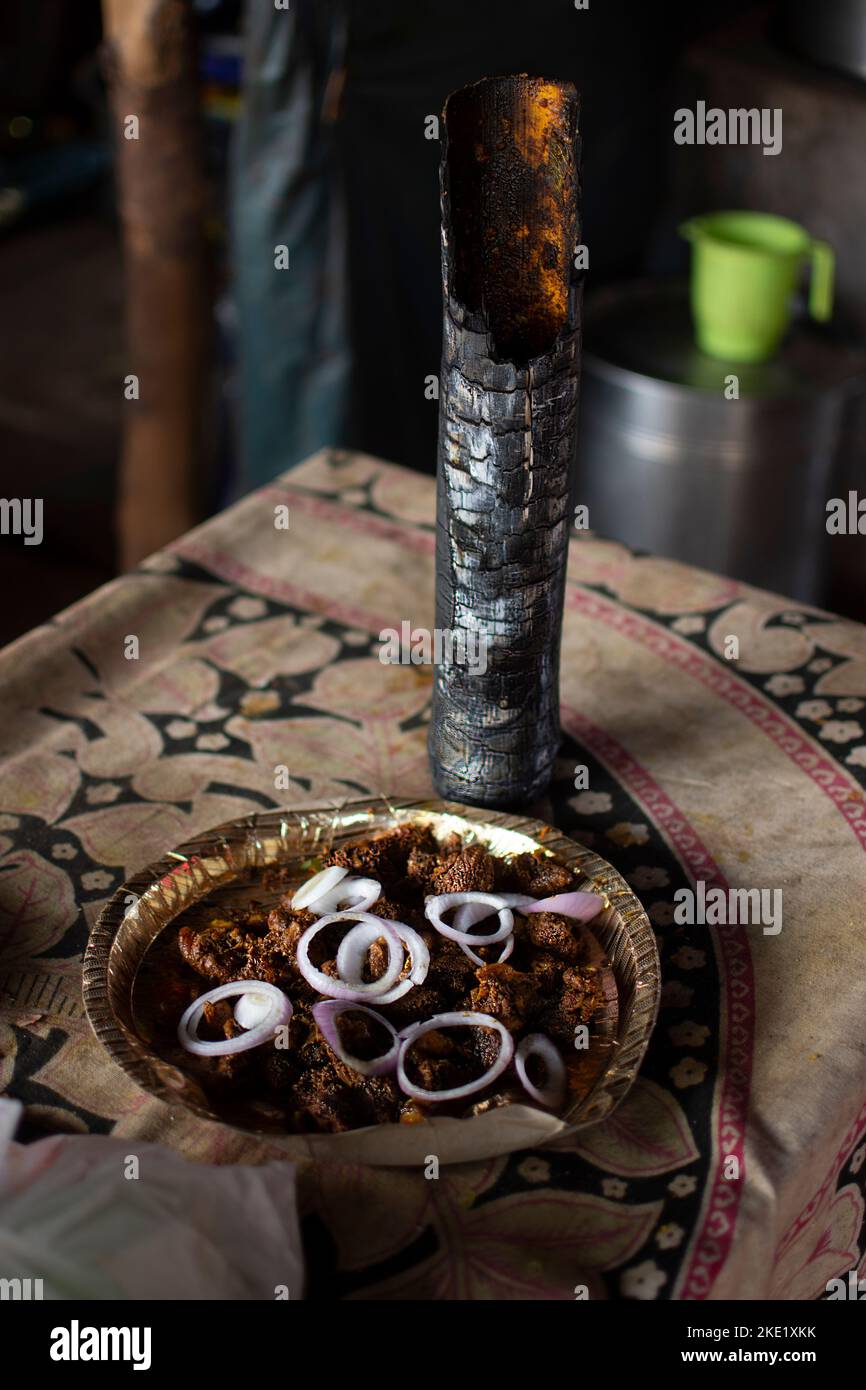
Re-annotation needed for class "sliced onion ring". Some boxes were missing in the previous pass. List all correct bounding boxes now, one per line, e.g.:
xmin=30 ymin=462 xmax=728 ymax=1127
xmin=453 ymin=892 xmax=535 ymax=933
xmin=312 ymin=1000 xmax=399 ymax=1077
xmin=312 ymin=875 xmax=381 ymax=914
xmin=515 ymin=1032 xmax=567 ymax=1108
xmin=459 ymin=933 xmax=515 ymax=968
xmin=178 ymin=980 xmax=292 ymax=1057
xmin=336 ymin=919 xmax=430 ymax=1003
xmin=234 ymin=990 xmax=277 ymax=1030
xmin=425 ymin=892 xmax=514 ymax=947
xmin=525 ymin=890 xmax=604 ymax=922
xmin=292 ymin=864 xmax=348 ymax=910
xmin=297 ymin=912 xmax=404 ymax=1000
xmin=397 ymin=1011 xmax=514 ymax=1103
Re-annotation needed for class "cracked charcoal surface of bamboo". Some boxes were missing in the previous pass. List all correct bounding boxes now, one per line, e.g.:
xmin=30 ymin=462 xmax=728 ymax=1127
xmin=430 ymin=75 xmax=582 ymax=809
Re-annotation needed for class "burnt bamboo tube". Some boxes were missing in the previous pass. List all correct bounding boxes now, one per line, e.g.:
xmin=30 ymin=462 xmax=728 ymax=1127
xmin=429 ymin=75 xmax=582 ymax=808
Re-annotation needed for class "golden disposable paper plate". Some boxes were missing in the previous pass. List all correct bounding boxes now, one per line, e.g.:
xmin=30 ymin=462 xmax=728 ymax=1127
xmin=83 ymin=797 xmax=661 ymax=1165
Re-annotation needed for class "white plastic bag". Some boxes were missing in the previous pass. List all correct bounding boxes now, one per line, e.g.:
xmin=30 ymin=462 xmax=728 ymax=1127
xmin=0 ymin=1099 xmax=304 ymax=1300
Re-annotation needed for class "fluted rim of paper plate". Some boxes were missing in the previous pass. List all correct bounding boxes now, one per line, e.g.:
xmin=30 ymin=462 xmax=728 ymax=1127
xmin=83 ymin=795 xmax=660 ymax=1140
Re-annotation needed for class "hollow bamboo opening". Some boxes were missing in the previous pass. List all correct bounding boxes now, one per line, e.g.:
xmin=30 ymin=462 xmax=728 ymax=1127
xmin=442 ymin=74 xmax=580 ymax=365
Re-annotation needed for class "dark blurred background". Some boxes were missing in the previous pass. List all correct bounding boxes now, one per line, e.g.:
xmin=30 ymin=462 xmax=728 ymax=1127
xmin=0 ymin=0 xmax=864 ymax=647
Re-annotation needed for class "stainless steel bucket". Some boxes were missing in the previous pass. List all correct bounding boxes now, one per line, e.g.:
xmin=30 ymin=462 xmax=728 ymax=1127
xmin=573 ymin=282 xmax=865 ymax=602
xmin=782 ymin=0 xmax=866 ymax=84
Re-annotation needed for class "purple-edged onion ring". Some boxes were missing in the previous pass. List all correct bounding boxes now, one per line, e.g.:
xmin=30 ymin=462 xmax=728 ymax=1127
xmin=178 ymin=980 xmax=292 ymax=1057
xmin=425 ymin=892 xmax=514 ymax=948
xmin=297 ymin=912 xmax=404 ymax=1000
xmin=525 ymin=890 xmax=604 ymax=922
xmin=397 ymin=1011 xmax=514 ymax=1102
xmin=312 ymin=1000 xmax=399 ymax=1077
xmin=312 ymin=875 xmax=381 ymax=914
xmin=292 ymin=864 xmax=349 ymax=910
xmin=336 ymin=919 xmax=430 ymax=1003
xmin=515 ymin=1033 xmax=567 ymax=1108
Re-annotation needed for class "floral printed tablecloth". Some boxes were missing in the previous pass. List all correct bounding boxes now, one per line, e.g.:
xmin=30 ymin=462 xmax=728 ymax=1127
xmin=1 ymin=448 xmax=865 ymax=1301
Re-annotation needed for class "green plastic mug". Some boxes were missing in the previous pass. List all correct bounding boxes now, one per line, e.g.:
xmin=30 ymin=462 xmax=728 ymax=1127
xmin=679 ymin=211 xmax=834 ymax=362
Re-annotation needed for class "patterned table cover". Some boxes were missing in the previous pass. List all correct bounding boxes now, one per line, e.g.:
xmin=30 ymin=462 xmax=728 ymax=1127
xmin=1 ymin=448 xmax=865 ymax=1301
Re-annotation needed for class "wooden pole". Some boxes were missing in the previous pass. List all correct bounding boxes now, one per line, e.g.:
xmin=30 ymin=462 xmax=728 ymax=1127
xmin=101 ymin=0 xmax=210 ymax=568
xmin=429 ymin=75 xmax=582 ymax=808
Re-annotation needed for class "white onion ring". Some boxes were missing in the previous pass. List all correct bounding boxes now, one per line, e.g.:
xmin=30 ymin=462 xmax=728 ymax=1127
xmin=311 ymin=875 xmax=381 ymax=914
xmin=292 ymin=864 xmax=349 ymax=910
xmin=312 ymin=1000 xmax=399 ymax=1077
xmin=178 ymin=980 xmax=292 ymax=1057
xmin=452 ymin=900 xmax=490 ymax=933
xmin=459 ymin=933 xmax=515 ymax=968
xmin=234 ymin=990 xmax=277 ymax=1030
xmin=296 ymin=912 xmax=404 ymax=1000
xmin=397 ymin=1010 xmax=515 ymax=1102
xmin=336 ymin=919 xmax=430 ymax=1003
xmin=453 ymin=892 xmax=535 ymax=932
xmin=425 ymin=892 xmax=514 ymax=947
xmin=515 ymin=1033 xmax=567 ymax=1108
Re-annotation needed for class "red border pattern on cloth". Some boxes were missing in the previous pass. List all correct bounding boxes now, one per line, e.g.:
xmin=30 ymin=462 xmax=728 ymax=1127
xmin=776 ymin=1098 xmax=866 ymax=1262
xmin=563 ymin=706 xmax=754 ymax=1301
xmin=566 ymin=588 xmax=866 ymax=855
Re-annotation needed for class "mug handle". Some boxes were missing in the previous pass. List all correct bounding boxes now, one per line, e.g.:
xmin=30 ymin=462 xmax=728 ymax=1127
xmin=809 ymin=240 xmax=834 ymax=323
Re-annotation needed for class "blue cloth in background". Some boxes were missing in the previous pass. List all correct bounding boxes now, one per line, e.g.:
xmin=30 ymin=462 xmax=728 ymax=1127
xmin=230 ymin=0 xmax=350 ymax=497
xmin=228 ymin=0 xmax=714 ymax=495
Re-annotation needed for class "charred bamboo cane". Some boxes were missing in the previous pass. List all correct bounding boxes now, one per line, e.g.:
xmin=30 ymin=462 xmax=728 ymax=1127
xmin=429 ymin=75 xmax=582 ymax=808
